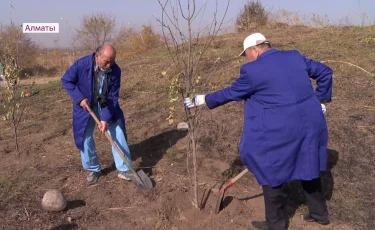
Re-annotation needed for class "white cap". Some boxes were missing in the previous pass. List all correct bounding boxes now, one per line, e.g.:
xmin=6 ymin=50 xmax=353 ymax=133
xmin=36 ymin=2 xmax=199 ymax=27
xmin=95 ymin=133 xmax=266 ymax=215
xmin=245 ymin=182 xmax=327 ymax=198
xmin=239 ymin=33 xmax=270 ymax=56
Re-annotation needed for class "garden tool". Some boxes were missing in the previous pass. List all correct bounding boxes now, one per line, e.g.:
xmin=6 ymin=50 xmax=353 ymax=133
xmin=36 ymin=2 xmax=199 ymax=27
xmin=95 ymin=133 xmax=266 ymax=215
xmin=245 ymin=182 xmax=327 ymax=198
xmin=215 ymin=168 xmax=249 ymax=213
xmin=86 ymin=106 xmax=153 ymax=192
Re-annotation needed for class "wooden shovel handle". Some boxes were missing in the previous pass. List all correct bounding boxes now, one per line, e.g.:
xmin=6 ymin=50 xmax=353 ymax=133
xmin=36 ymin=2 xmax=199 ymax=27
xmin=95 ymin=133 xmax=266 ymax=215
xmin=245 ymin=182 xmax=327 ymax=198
xmin=215 ymin=168 xmax=249 ymax=214
xmin=222 ymin=168 xmax=249 ymax=191
xmin=86 ymin=106 xmax=134 ymax=174
xmin=231 ymin=168 xmax=249 ymax=183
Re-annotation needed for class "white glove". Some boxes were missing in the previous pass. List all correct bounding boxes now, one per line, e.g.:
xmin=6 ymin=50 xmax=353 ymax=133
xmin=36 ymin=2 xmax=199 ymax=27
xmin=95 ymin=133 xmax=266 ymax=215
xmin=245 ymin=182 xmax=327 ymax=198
xmin=321 ymin=103 xmax=326 ymax=114
xmin=183 ymin=95 xmax=206 ymax=108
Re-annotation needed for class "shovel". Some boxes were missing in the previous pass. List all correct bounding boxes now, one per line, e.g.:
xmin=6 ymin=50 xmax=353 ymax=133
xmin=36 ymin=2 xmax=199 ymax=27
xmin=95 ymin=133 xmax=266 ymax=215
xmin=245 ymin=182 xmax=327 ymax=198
xmin=86 ymin=106 xmax=153 ymax=192
xmin=215 ymin=168 xmax=249 ymax=214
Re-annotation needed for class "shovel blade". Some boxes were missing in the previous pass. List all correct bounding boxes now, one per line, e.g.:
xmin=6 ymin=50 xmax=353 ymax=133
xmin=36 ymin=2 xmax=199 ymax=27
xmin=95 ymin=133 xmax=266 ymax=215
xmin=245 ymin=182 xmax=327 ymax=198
xmin=130 ymin=170 xmax=153 ymax=192
xmin=137 ymin=169 xmax=153 ymax=190
xmin=215 ymin=189 xmax=225 ymax=214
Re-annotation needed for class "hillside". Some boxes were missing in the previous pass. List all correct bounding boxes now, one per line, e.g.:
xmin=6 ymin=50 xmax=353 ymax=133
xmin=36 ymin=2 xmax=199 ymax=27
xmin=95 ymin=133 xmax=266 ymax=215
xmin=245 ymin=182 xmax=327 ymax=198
xmin=1 ymin=25 xmax=375 ymax=230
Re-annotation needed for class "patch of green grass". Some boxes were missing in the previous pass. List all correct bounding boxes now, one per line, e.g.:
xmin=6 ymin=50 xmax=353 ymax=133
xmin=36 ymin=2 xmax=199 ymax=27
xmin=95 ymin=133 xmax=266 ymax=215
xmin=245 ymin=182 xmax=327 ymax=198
xmin=361 ymin=37 xmax=375 ymax=44
xmin=16 ymin=80 xmax=62 ymax=96
xmin=32 ymin=80 xmax=62 ymax=92
xmin=0 ymin=179 xmax=13 ymax=190
xmin=0 ymin=178 xmax=14 ymax=200
xmin=0 ymin=176 xmax=38 ymax=205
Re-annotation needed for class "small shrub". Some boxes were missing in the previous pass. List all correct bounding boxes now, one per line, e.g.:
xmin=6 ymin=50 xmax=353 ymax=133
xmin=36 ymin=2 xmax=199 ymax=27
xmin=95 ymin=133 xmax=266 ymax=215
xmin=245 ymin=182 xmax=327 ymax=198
xmin=235 ymin=0 xmax=268 ymax=32
xmin=0 ymin=24 xmax=38 ymax=73
xmin=114 ymin=25 xmax=162 ymax=59
xmin=268 ymin=9 xmax=305 ymax=26
xmin=74 ymin=12 xmax=116 ymax=52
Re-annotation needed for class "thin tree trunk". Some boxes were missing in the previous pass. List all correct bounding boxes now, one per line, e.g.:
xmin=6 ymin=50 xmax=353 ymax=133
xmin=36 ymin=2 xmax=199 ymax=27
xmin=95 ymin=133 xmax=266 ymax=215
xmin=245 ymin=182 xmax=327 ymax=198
xmin=13 ymin=122 xmax=19 ymax=156
xmin=186 ymin=0 xmax=199 ymax=210
xmin=190 ymin=121 xmax=198 ymax=209
xmin=11 ymin=85 xmax=19 ymax=156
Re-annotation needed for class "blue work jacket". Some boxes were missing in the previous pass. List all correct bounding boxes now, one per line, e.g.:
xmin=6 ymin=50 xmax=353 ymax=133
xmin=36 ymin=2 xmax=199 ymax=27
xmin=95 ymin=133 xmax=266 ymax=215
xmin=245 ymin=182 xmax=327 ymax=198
xmin=206 ymin=48 xmax=333 ymax=186
xmin=61 ymin=53 xmax=126 ymax=150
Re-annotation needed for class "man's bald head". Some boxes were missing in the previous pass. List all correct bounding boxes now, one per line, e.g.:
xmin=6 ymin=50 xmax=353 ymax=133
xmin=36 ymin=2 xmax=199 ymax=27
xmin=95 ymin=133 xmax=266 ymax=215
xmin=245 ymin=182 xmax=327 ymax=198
xmin=95 ymin=44 xmax=116 ymax=71
xmin=96 ymin=44 xmax=116 ymax=58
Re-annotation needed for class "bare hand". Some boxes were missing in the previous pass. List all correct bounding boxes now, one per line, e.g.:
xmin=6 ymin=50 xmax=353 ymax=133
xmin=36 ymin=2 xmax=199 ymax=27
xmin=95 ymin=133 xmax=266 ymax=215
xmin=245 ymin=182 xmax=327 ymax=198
xmin=79 ymin=98 xmax=89 ymax=110
xmin=98 ymin=121 xmax=108 ymax=134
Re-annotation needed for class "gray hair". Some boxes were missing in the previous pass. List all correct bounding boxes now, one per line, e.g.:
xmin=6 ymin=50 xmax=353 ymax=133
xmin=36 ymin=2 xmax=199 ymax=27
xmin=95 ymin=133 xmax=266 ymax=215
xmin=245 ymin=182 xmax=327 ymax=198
xmin=255 ymin=42 xmax=272 ymax=50
xmin=96 ymin=45 xmax=105 ymax=55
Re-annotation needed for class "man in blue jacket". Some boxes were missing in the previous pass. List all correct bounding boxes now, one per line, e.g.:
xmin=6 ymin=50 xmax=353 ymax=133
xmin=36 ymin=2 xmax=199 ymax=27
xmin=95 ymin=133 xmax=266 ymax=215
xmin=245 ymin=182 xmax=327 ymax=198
xmin=184 ymin=33 xmax=332 ymax=230
xmin=61 ymin=44 xmax=133 ymax=185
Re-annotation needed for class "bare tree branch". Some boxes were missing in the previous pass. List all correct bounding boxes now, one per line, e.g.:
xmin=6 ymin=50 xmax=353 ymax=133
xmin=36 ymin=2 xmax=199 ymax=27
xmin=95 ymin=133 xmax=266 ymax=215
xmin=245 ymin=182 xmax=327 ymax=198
xmin=74 ymin=13 xmax=116 ymax=51
xmin=193 ymin=0 xmax=231 ymax=75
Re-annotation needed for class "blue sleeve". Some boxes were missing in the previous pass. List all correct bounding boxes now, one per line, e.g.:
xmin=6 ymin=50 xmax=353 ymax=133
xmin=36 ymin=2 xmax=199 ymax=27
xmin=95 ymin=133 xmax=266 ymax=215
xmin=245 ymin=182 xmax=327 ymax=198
xmin=61 ymin=61 xmax=85 ymax=105
xmin=205 ymin=65 xmax=253 ymax=109
xmin=100 ymin=70 xmax=121 ymax=122
xmin=304 ymin=56 xmax=333 ymax=103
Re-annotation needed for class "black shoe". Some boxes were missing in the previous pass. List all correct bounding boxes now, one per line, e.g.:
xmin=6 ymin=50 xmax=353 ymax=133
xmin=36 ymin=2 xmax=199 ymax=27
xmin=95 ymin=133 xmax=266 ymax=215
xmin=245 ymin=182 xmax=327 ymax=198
xmin=302 ymin=213 xmax=330 ymax=225
xmin=86 ymin=171 xmax=101 ymax=185
xmin=251 ymin=220 xmax=289 ymax=230
xmin=251 ymin=221 xmax=271 ymax=230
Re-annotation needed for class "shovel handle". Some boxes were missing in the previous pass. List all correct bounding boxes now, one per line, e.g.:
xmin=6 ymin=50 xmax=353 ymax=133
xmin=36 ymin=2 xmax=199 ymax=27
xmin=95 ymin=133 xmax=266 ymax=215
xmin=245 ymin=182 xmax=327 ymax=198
xmin=215 ymin=168 xmax=249 ymax=214
xmin=221 ymin=168 xmax=249 ymax=191
xmin=86 ymin=106 xmax=137 ymax=177
xmin=230 ymin=168 xmax=249 ymax=183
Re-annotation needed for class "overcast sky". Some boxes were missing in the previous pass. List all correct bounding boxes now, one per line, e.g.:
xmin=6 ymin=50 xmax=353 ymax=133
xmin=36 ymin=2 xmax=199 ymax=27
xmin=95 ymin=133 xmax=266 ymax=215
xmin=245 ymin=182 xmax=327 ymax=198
xmin=0 ymin=0 xmax=374 ymax=48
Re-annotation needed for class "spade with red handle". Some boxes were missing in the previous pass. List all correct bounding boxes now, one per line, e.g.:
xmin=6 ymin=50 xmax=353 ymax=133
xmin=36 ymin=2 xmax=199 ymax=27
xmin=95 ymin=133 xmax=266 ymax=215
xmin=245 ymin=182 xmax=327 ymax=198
xmin=215 ymin=168 xmax=249 ymax=213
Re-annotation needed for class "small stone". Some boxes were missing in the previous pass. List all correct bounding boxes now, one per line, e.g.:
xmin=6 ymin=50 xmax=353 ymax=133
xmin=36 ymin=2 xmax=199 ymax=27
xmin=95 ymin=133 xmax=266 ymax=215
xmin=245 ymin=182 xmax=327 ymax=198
xmin=177 ymin=122 xmax=189 ymax=131
xmin=41 ymin=189 xmax=67 ymax=212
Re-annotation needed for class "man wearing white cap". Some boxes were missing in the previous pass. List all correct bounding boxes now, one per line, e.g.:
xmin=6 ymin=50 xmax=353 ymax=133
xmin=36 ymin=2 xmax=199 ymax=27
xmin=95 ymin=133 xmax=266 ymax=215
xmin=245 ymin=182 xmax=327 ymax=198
xmin=183 ymin=33 xmax=332 ymax=229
